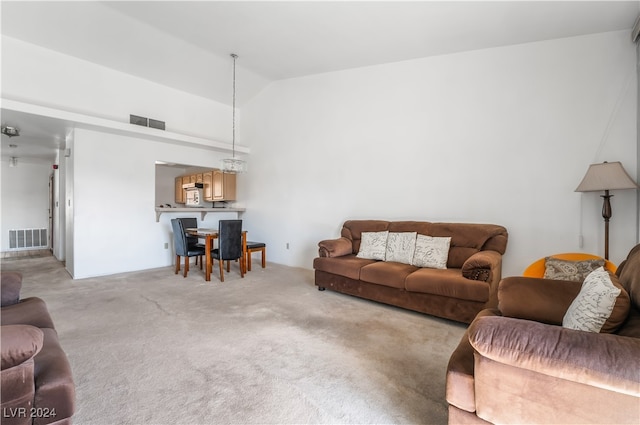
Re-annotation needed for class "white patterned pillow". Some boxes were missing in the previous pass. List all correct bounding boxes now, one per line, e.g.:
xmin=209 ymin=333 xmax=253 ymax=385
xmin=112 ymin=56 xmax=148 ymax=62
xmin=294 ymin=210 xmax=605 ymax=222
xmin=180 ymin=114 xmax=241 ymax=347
xmin=412 ymin=235 xmax=451 ymax=269
xmin=385 ymin=232 xmax=417 ymax=265
xmin=563 ymin=267 xmax=621 ymax=333
xmin=356 ymin=231 xmax=388 ymax=261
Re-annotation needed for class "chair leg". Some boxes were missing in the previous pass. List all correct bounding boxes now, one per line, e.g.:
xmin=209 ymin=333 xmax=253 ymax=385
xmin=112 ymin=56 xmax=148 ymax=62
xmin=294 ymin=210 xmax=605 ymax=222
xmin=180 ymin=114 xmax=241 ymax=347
xmin=261 ymin=248 xmax=266 ymax=268
xmin=175 ymin=255 xmax=181 ymax=274
xmin=226 ymin=260 xmax=231 ymax=273
xmin=240 ymin=256 xmax=245 ymax=278
xmin=199 ymin=256 xmax=203 ymax=270
xmin=247 ymin=251 xmax=252 ymax=272
xmin=219 ymin=259 xmax=225 ymax=282
xmin=184 ymin=256 xmax=189 ymax=278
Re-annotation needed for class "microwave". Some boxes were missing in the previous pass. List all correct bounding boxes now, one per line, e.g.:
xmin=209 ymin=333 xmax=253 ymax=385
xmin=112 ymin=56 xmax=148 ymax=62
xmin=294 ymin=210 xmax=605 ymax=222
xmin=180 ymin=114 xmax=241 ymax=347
xmin=183 ymin=183 xmax=205 ymax=207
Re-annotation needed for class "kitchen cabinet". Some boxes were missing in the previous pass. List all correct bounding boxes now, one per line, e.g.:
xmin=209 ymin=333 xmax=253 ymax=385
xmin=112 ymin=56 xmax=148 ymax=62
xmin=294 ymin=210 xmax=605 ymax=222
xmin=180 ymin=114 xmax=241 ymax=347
xmin=212 ymin=170 xmax=236 ymax=201
xmin=202 ymin=171 xmax=213 ymax=200
xmin=174 ymin=169 xmax=236 ymax=204
xmin=175 ymin=176 xmax=185 ymax=204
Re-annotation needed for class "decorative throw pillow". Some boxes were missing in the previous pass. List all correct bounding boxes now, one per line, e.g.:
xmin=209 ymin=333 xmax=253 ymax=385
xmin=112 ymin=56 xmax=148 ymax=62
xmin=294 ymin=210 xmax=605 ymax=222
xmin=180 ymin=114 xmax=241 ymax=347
xmin=412 ymin=235 xmax=451 ymax=269
xmin=356 ymin=231 xmax=388 ymax=261
xmin=385 ymin=232 xmax=417 ymax=265
xmin=543 ymin=257 xmax=605 ymax=281
xmin=563 ymin=267 xmax=624 ymax=333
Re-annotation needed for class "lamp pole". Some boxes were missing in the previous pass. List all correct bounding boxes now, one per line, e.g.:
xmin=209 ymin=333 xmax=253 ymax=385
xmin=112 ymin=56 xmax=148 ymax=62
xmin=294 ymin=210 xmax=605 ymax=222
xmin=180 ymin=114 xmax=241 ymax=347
xmin=601 ymin=189 xmax=612 ymax=260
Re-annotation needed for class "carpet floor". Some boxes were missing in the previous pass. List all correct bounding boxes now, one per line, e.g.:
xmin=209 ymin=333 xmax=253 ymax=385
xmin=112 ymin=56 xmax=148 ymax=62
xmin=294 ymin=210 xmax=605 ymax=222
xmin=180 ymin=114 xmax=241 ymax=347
xmin=1 ymin=255 xmax=466 ymax=425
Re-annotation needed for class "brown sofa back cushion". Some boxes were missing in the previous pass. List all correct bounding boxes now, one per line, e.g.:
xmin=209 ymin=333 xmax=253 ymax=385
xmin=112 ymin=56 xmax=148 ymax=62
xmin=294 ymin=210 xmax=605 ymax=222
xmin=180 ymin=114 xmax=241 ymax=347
xmin=1 ymin=271 xmax=23 ymax=307
xmin=617 ymin=244 xmax=640 ymax=311
xmin=341 ymin=220 xmax=508 ymax=268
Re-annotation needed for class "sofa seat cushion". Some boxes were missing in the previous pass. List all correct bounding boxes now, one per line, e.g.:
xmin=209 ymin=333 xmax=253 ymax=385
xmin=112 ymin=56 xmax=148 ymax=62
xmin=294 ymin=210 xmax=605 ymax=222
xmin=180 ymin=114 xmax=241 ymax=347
xmin=313 ymin=255 xmax=377 ymax=280
xmin=405 ymin=268 xmax=489 ymax=302
xmin=33 ymin=328 xmax=75 ymax=424
xmin=1 ymin=297 xmax=55 ymax=330
xmin=360 ymin=261 xmax=418 ymax=289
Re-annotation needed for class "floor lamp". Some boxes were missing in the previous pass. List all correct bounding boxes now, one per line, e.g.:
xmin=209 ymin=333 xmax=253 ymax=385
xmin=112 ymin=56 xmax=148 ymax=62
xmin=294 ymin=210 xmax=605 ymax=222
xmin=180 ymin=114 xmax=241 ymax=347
xmin=575 ymin=161 xmax=639 ymax=260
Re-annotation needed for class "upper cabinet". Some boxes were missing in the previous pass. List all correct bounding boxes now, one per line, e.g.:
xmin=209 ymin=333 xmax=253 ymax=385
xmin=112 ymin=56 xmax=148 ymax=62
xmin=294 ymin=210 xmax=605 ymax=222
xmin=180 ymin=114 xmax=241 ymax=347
xmin=211 ymin=170 xmax=236 ymax=201
xmin=175 ymin=176 xmax=185 ymax=204
xmin=175 ymin=169 xmax=236 ymax=204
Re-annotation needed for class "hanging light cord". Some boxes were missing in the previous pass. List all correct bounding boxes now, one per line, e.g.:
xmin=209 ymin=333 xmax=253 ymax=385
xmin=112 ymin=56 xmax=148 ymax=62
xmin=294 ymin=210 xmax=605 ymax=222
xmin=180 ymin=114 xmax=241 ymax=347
xmin=231 ymin=53 xmax=237 ymax=159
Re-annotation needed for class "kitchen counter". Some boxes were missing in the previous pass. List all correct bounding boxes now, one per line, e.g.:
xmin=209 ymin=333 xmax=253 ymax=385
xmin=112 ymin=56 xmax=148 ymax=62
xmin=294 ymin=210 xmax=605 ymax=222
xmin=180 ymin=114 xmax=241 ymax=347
xmin=155 ymin=207 xmax=246 ymax=222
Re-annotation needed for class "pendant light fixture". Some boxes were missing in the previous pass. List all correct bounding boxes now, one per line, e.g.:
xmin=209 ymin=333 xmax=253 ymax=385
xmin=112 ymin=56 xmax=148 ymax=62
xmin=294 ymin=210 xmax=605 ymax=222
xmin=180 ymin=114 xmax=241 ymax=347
xmin=221 ymin=53 xmax=247 ymax=173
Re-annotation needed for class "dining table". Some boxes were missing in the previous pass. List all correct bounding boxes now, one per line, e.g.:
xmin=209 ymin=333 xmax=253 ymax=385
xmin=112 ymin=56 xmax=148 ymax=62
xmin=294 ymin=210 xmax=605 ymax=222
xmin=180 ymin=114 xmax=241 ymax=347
xmin=186 ymin=228 xmax=247 ymax=282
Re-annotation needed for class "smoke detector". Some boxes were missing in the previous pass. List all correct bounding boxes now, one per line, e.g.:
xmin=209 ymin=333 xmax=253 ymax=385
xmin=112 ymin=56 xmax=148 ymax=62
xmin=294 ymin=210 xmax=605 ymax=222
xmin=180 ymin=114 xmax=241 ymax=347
xmin=1 ymin=126 xmax=20 ymax=138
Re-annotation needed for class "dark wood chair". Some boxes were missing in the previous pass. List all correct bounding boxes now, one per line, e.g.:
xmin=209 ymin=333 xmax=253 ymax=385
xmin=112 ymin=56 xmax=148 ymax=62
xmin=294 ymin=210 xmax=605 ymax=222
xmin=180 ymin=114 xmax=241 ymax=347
xmin=246 ymin=241 xmax=266 ymax=271
xmin=171 ymin=218 xmax=206 ymax=277
xmin=210 ymin=220 xmax=244 ymax=282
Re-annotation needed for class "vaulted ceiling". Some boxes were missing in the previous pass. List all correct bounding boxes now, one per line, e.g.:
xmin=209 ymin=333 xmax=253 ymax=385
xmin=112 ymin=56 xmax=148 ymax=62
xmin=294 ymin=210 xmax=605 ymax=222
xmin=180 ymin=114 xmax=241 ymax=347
xmin=1 ymin=1 xmax=638 ymax=163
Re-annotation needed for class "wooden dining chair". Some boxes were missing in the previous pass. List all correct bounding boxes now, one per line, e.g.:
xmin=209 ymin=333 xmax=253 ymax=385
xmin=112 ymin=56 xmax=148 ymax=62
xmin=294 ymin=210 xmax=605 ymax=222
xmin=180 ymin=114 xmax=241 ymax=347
xmin=171 ymin=218 xmax=206 ymax=277
xmin=246 ymin=241 xmax=266 ymax=271
xmin=210 ymin=220 xmax=244 ymax=282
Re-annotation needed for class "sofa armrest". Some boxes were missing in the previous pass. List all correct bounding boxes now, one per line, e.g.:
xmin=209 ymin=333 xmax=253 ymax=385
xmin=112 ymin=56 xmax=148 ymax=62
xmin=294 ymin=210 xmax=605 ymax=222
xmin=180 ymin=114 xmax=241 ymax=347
xmin=1 ymin=325 xmax=43 ymax=370
xmin=497 ymin=276 xmax=581 ymax=325
xmin=469 ymin=316 xmax=640 ymax=396
xmin=318 ymin=237 xmax=353 ymax=258
xmin=462 ymin=250 xmax=501 ymax=283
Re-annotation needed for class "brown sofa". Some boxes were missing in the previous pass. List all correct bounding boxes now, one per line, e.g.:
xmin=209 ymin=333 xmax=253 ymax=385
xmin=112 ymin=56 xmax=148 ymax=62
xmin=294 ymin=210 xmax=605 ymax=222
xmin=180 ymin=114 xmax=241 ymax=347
xmin=446 ymin=244 xmax=640 ymax=424
xmin=313 ymin=220 xmax=508 ymax=323
xmin=1 ymin=272 xmax=75 ymax=425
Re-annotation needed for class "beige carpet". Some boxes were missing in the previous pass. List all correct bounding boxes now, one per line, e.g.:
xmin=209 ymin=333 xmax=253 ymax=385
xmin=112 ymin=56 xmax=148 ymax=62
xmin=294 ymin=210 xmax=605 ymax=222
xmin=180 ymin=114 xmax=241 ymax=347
xmin=2 ymin=254 xmax=466 ymax=425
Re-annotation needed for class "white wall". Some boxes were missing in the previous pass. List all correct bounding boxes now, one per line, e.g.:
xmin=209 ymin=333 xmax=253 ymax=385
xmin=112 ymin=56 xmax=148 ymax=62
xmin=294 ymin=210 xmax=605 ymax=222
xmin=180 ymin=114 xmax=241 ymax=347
xmin=1 ymin=36 xmax=234 ymax=144
xmin=242 ymin=30 xmax=638 ymax=277
xmin=70 ymin=127 xmax=241 ymax=279
xmin=1 ymin=160 xmax=52 ymax=251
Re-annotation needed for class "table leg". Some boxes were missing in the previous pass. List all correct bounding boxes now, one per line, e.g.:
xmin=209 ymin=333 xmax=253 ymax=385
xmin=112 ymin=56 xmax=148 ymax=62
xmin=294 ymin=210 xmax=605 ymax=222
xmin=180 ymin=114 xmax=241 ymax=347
xmin=205 ymin=235 xmax=212 ymax=282
xmin=242 ymin=232 xmax=247 ymax=276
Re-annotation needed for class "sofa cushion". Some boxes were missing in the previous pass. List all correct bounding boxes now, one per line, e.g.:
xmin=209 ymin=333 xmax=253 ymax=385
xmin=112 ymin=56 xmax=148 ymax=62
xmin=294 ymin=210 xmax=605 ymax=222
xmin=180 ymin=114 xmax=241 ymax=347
xmin=385 ymin=232 xmax=417 ymax=265
xmin=360 ymin=262 xmax=418 ymax=288
xmin=1 ymin=271 xmax=23 ymax=307
xmin=1 ymin=297 xmax=56 ymax=330
xmin=313 ymin=255 xmax=377 ymax=281
xmin=356 ymin=231 xmax=388 ymax=261
xmin=342 ymin=220 xmax=390 ymax=254
xmin=412 ymin=235 xmax=450 ymax=269
xmin=563 ymin=267 xmax=630 ymax=333
xmin=1 ymin=325 xmax=44 ymax=370
xmin=618 ymin=244 xmax=640 ymax=310
xmin=405 ymin=268 xmax=489 ymax=302
xmin=543 ymin=257 xmax=605 ymax=282
xmin=430 ymin=223 xmax=508 ymax=268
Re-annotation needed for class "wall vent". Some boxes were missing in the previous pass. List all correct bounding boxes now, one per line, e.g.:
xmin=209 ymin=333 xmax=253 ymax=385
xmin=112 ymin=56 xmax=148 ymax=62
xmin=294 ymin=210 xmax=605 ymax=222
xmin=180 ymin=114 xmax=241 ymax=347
xmin=9 ymin=229 xmax=48 ymax=250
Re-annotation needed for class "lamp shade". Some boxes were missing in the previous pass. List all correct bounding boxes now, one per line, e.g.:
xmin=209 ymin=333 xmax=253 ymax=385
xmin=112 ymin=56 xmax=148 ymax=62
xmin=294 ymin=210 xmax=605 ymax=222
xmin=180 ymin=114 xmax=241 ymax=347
xmin=575 ymin=161 xmax=639 ymax=192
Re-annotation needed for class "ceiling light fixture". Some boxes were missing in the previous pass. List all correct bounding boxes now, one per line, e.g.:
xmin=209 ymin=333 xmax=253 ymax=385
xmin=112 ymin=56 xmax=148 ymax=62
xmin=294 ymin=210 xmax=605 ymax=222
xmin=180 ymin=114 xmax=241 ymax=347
xmin=1 ymin=126 xmax=20 ymax=138
xmin=221 ymin=53 xmax=247 ymax=174
xmin=9 ymin=157 xmax=18 ymax=167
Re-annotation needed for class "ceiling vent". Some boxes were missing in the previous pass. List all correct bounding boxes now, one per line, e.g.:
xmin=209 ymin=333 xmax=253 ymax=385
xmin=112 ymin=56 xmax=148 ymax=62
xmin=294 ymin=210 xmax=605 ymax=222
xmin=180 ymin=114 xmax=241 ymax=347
xmin=1 ymin=126 xmax=20 ymax=137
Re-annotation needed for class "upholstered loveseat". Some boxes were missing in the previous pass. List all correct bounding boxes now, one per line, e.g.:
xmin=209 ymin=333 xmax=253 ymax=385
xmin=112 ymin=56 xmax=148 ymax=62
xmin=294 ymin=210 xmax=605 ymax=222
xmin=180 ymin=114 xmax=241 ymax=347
xmin=446 ymin=244 xmax=640 ymax=424
xmin=1 ymin=271 xmax=75 ymax=425
xmin=313 ymin=220 xmax=508 ymax=323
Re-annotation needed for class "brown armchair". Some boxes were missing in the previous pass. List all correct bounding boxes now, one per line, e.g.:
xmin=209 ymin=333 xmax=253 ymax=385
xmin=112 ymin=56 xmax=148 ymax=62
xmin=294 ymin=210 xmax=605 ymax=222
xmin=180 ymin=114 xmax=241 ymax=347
xmin=446 ymin=245 xmax=640 ymax=424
